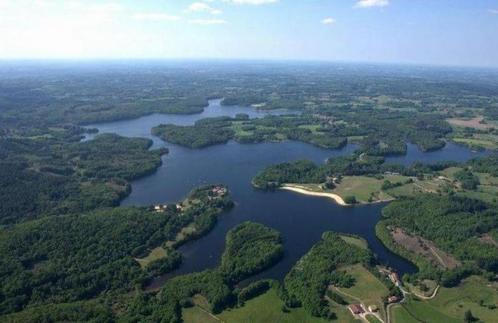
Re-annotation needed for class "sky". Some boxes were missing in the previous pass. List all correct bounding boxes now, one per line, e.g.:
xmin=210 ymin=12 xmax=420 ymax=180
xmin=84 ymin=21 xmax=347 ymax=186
xmin=1 ymin=0 xmax=498 ymax=67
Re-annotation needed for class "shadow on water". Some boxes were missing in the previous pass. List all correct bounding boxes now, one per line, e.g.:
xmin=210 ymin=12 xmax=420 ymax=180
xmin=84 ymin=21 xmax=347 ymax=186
xmin=84 ymin=99 xmax=489 ymax=288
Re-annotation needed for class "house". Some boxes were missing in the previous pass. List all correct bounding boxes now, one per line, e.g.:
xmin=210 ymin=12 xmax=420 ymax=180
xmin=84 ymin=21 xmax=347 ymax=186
xmin=348 ymin=304 xmax=365 ymax=315
xmin=389 ymin=272 xmax=401 ymax=286
xmin=387 ymin=296 xmax=399 ymax=304
xmin=211 ymin=186 xmax=227 ymax=196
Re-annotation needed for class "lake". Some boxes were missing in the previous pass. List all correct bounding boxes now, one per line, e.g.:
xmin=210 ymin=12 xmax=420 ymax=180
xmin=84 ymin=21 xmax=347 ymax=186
xmin=84 ymin=99 xmax=488 ymax=288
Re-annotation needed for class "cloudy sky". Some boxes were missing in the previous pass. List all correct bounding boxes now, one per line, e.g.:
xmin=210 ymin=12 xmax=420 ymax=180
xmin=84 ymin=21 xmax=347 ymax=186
xmin=1 ymin=0 xmax=498 ymax=67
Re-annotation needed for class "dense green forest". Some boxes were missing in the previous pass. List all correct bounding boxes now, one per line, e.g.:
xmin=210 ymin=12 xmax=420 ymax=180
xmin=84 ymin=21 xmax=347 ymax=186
xmin=2 ymin=63 xmax=496 ymax=131
xmin=120 ymin=221 xmax=283 ymax=322
xmin=152 ymin=109 xmax=451 ymax=153
xmin=0 ymin=185 xmax=232 ymax=316
xmin=378 ymin=195 xmax=498 ymax=286
xmin=1 ymin=63 xmax=498 ymax=322
xmin=0 ymin=134 xmax=166 ymax=225
xmin=282 ymin=232 xmax=375 ymax=318
xmin=152 ymin=117 xmax=237 ymax=149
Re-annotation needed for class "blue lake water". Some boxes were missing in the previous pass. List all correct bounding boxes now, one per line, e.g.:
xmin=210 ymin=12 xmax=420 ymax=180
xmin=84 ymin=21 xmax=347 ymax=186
xmin=84 ymin=99 xmax=489 ymax=288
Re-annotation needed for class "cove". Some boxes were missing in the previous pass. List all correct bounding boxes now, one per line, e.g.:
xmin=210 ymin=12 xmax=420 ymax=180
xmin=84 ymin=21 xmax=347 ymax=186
xmin=84 ymin=99 xmax=488 ymax=288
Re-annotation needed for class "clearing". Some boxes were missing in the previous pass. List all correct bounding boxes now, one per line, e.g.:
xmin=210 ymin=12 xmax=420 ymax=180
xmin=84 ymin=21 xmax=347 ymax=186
xmin=334 ymin=264 xmax=391 ymax=322
xmin=390 ymin=228 xmax=460 ymax=269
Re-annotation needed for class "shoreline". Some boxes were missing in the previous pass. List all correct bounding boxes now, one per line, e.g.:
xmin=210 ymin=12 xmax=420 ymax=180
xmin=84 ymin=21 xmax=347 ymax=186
xmin=280 ymin=185 xmax=348 ymax=206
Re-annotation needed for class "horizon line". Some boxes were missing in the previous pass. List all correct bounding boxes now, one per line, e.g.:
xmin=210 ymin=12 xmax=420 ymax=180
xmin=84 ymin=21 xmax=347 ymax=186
xmin=0 ymin=57 xmax=497 ymax=71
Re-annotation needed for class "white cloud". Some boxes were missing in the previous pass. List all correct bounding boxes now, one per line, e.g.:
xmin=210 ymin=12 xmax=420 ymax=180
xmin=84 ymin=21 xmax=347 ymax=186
xmin=188 ymin=2 xmax=222 ymax=15
xmin=321 ymin=17 xmax=335 ymax=25
xmin=223 ymin=0 xmax=278 ymax=5
xmin=489 ymin=9 xmax=498 ymax=15
xmin=0 ymin=0 xmax=10 ymax=8
xmin=88 ymin=3 xmax=123 ymax=13
xmin=132 ymin=13 xmax=181 ymax=22
xmin=189 ymin=18 xmax=226 ymax=25
xmin=354 ymin=0 xmax=389 ymax=8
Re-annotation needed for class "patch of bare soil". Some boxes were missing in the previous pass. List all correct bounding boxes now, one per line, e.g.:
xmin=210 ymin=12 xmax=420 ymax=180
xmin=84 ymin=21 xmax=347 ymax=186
xmin=391 ymin=228 xmax=460 ymax=269
xmin=479 ymin=234 xmax=498 ymax=248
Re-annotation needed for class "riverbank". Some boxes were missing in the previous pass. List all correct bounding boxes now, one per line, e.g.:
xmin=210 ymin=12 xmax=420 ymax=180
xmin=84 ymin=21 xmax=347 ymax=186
xmin=280 ymin=185 xmax=348 ymax=206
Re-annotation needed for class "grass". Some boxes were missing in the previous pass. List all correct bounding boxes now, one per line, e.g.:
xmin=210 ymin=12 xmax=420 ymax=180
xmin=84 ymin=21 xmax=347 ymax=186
xmin=393 ymin=276 xmax=498 ymax=323
xmin=183 ymin=306 xmax=219 ymax=323
xmin=135 ymin=246 xmax=167 ymax=268
xmin=217 ymin=287 xmax=330 ymax=323
xmin=335 ymin=265 xmax=390 ymax=321
xmin=421 ymin=276 xmax=498 ymax=322
xmin=333 ymin=175 xmax=408 ymax=203
xmin=390 ymin=305 xmax=423 ymax=323
xmin=405 ymin=279 xmax=438 ymax=297
xmin=339 ymin=235 xmax=368 ymax=250
xmin=452 ymin=137 xmax=498 ymax=150
xmin=183 ymin=295 xmax=220 ymax=323
xmin=366 ymin=314 xmax=383 ymax=323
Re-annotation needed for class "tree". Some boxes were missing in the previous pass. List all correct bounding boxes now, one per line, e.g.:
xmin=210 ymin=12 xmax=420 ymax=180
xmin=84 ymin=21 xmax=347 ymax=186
xmin=344 ymin=196 xmax=357 ymax=205
xmin=464 ymin=309 xmax=475 ymax=323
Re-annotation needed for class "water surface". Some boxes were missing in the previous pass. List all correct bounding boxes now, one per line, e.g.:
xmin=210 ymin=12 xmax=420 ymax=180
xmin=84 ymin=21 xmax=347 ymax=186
xmin=84 ymin=99 xmax=488 ymax=287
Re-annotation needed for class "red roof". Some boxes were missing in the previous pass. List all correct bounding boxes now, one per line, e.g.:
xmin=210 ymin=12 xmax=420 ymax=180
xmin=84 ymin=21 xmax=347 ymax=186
xmin=349 ymin=304 xmax=365 ymax=314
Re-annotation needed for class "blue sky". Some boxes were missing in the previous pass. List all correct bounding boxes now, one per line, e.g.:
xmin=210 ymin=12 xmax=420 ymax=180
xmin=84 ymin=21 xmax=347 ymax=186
xmin=1 ymin=0 xmax=498 ymax=67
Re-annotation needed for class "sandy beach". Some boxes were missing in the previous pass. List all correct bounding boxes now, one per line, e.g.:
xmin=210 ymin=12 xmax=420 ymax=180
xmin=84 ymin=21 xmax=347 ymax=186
xmin=280 ymin=185 xmax=348 ymax=206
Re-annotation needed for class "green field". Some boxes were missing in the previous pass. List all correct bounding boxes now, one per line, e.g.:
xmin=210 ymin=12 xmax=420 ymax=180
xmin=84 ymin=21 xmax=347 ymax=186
xmin=333 ymin=176 xmax=399 ymax=203
xmin=452 ymin=136 xmax=498 ymax=150
xmin=217 ymin=287 xmax=329 ymax=323
xmin=366 ymin=314 xmax=383 ymax=323
xmin=135 ymin=246 xmax=168 ymax=268
xmin=337 ymin=265 xmax=390 ymax=321
xmin=441 ymin=167 xmax=498 ymax=203
xmin=339 ymin=235 xmax=369 ymax=250
xmin=392 ymin=276 xmax=498 ymax=323
xmin=390 ymin=305 xmax=422 ymax=323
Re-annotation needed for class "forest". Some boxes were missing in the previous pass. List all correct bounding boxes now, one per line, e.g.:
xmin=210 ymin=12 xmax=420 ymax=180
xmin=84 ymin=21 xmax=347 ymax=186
xmin=152 ymin=109 xmax=451 ymax=153
xmin=1 ymin=62 xmax=498 ymax=322
xmin=0 ymin=134 xmax=166 ymax=225
xmin=119 ymin=221 xmax=284 ymax=322
xmin=0 ymin=185 xmax=232 ymax=316
xmin=378 ymin=195 xmax=498 ymax=286
xmin=282 ymin=232 xmax=375 ymax=319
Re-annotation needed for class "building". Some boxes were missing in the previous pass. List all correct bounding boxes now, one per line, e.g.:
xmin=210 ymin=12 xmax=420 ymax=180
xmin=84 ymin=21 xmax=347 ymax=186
xmin=211 ymin=186 xmax=227 ymax=196
xmin=387 ymin=296 xmax=399 ymax=304
xmin=389 ymin=272 xmax=401 ymax=286
xmin=348 ymin=304 xmax=365 ymax=315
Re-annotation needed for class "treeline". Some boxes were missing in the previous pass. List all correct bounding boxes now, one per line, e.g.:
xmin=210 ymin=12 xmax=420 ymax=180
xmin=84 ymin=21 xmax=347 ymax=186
xmin=0 ymin=185 xmax=232 ymax=316
xmin=220 ymin=221 xmax=283 ymax=283
xmin=120 ymin=222 xmax=284 ymax=322
xmin=0 ymin=134 xmax=166 ymax=224
xmin=252 ymin=153 xmax=457 ymax=189
xmin=378 ymin=195 xmax=498 ymax=286
xmin=152 ymin=108 xmax=452 ymax=154
xmin=152 ymin=114 xmax=349 ymax=150
xmin=152 ymin=117 xmax=236 ymax=149
xmin=281 ymin=232 xmax=374 ymax=319
xmin=467 ymin=155 xmax=498 ymax=176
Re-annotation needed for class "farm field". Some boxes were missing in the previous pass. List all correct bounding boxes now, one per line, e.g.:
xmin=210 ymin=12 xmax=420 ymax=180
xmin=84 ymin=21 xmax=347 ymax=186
xmin=391 ymin=276 xmax=498 ymax=323
xmin=217 ymin=287 xmax=330 ymax=323
xmin=337 ymin=264 xmax=390 ymax=321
